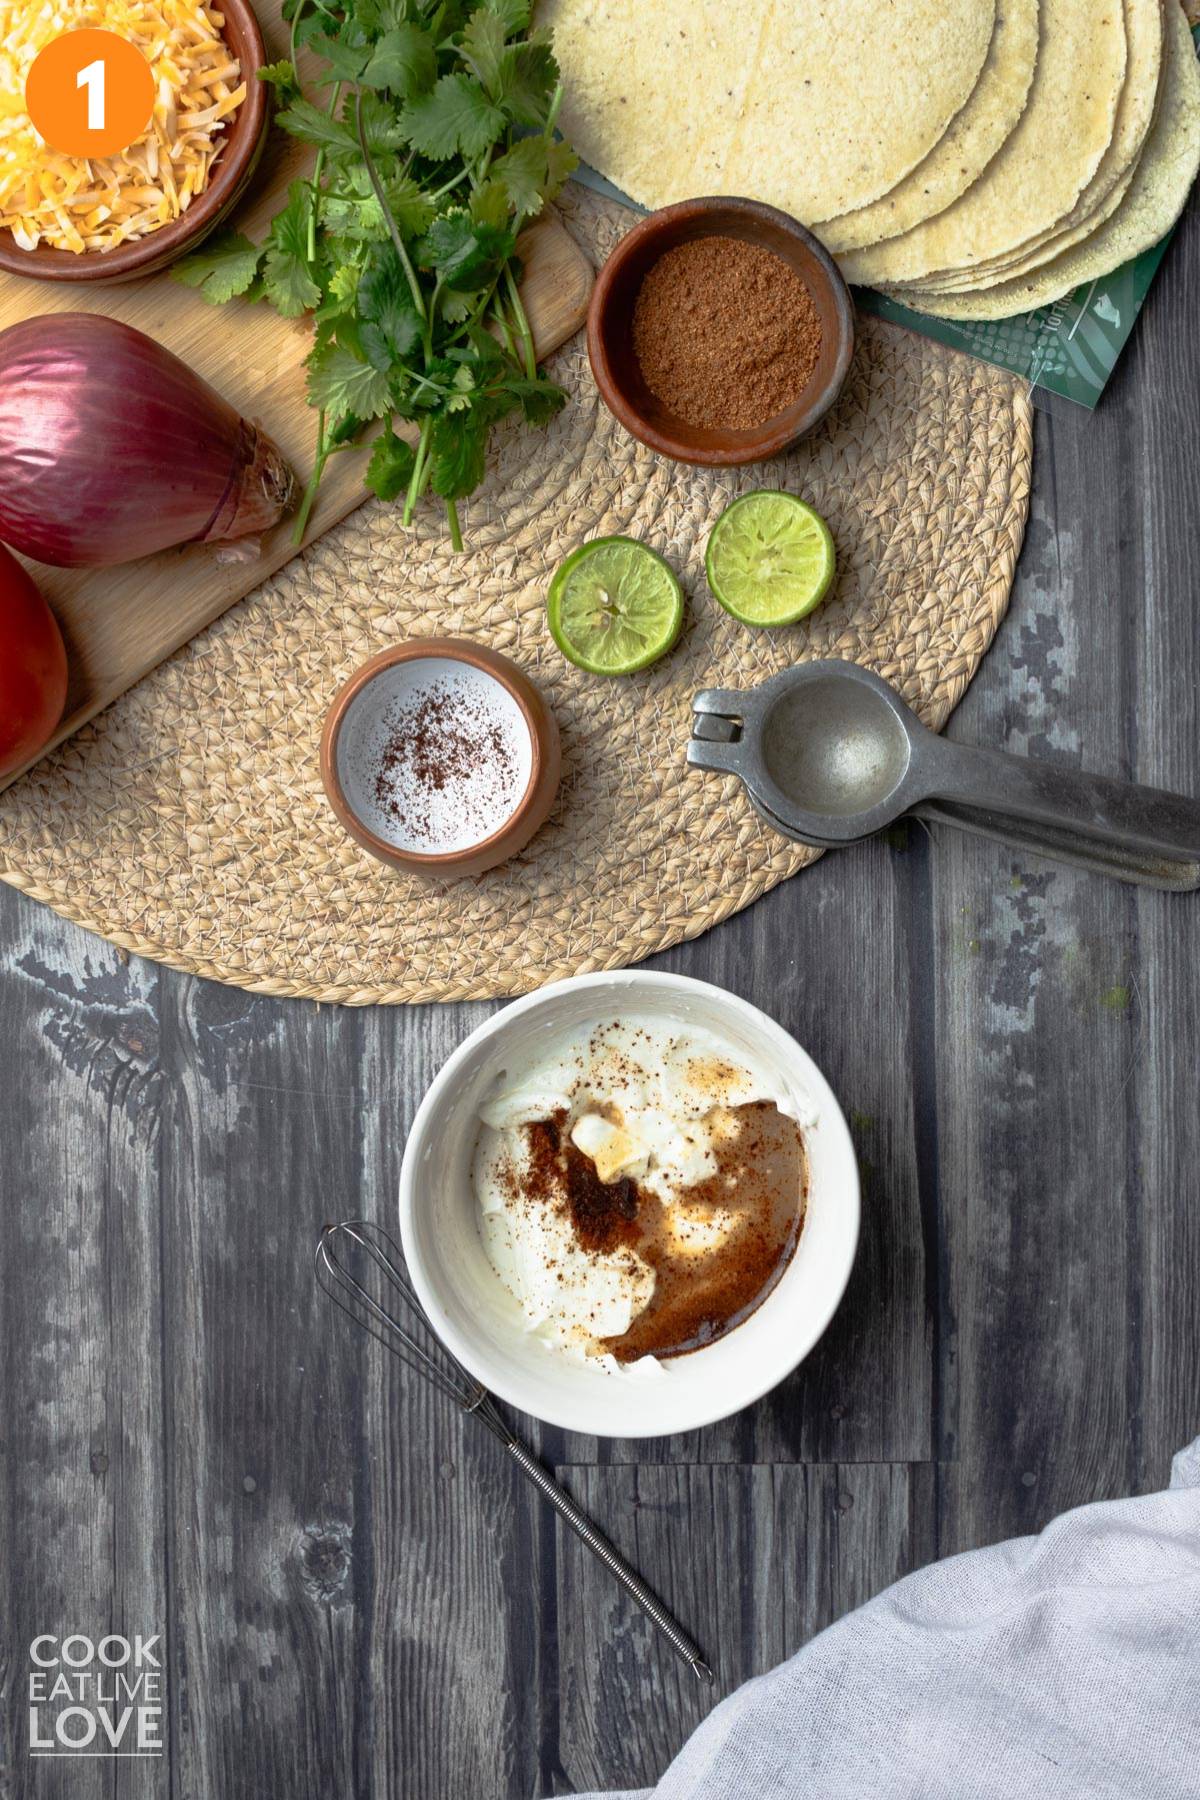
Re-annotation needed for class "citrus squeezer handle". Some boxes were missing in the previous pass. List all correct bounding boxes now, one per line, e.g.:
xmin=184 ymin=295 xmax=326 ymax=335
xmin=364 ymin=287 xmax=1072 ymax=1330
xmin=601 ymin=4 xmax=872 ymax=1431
xmin=919 ymin=741 xmax=1200 ymax=891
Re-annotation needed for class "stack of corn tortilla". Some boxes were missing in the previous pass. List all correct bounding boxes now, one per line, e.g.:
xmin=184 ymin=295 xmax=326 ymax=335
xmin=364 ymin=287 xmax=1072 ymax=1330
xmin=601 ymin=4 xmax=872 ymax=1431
xmin=543 ymin=0 xmax=1200 ymax=321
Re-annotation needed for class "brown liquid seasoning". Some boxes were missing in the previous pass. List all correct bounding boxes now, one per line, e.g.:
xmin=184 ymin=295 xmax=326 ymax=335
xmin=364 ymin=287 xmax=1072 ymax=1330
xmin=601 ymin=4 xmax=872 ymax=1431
xmin=518 ymin=1099 xmax=807 ymax=1362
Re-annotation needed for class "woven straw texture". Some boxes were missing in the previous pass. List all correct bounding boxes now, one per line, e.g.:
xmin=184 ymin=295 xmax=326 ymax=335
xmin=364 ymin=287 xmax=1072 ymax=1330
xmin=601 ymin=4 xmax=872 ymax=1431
xmin=0 ymin=189 xmax=1032 ymax=1005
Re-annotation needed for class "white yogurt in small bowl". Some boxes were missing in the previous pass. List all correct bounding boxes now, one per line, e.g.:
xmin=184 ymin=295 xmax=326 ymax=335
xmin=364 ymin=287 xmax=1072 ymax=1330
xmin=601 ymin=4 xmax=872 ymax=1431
xmin=337 ymin=659 xmax=534 ymax=855
xmin=399 ymin=971 xmax=860 ymax=1437
xmin=320 ymin=638 xmax=561 ymax=878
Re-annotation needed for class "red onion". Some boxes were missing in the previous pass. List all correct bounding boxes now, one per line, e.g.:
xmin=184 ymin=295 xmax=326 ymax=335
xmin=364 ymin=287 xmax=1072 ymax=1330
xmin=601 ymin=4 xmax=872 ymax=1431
xmin=0 ymin=314 xmax=297 ymax=568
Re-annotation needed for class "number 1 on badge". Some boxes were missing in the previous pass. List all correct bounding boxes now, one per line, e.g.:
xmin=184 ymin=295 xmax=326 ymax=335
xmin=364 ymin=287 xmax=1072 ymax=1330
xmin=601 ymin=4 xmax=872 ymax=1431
xmin=76 ymin=56 xmax=105 ymax=131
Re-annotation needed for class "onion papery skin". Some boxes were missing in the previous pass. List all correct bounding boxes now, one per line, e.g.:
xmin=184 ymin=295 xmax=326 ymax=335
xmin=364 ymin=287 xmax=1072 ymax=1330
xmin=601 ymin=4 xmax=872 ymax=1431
xmin=0 ymin=313 xmax=297 ymax=569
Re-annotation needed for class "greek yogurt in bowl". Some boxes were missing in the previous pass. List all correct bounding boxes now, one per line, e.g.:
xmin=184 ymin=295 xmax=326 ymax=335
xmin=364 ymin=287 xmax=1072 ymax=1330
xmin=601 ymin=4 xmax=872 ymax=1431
xmin=399 ymin=972 xmax=860 ymax=1438
xmin=473 ymin=1017 xmax=811 ymax=1372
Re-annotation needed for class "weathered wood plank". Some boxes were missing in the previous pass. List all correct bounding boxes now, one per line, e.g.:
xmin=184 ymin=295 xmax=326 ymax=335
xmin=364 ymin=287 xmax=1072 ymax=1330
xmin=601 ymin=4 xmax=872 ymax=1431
xmin=1125 ymin=203 xmax=1200 ymax=1490
xmin=932 ymin=203 xmax=1200 ymax=1551
xmin=353 ymin=999 xmax=553 ymax=1800
xmin=156 ymin=979 xmax=368 ymax=1795
xmin=0 ymin=881 xmax=164 ymax=1798
xmin=554 ymin=1462 xmax=935 ymax=1795
xmin=933 ymin=469 xmax=1141 ymax=1545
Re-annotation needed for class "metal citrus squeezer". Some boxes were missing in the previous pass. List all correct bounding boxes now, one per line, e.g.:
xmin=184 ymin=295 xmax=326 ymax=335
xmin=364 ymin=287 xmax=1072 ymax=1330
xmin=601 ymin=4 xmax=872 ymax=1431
xmin=688 ymin=660 xmax=1200 ymax=890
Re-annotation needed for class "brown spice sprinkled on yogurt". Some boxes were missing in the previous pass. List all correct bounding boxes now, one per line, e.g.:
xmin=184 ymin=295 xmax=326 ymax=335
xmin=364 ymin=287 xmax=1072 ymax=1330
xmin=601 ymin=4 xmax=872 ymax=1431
xmin=371 ymin=674 xmax=528 ymax=848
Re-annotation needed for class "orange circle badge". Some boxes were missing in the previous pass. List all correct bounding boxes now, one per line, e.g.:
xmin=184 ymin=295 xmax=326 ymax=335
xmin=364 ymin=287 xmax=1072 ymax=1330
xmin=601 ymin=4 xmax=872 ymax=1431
xmin=26 ymin=28 xmax=155 ymax=160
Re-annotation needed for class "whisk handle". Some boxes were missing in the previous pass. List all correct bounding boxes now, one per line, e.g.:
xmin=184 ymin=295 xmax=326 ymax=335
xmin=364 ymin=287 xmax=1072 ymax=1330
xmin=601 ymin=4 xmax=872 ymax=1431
xmin=503 ymin=1435 xmax=713 ymax=1682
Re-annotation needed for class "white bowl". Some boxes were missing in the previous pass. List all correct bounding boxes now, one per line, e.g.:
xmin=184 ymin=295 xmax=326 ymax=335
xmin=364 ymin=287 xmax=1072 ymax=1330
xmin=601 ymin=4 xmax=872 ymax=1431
xmin=399 ymin=971 xmax=860 ymax=1438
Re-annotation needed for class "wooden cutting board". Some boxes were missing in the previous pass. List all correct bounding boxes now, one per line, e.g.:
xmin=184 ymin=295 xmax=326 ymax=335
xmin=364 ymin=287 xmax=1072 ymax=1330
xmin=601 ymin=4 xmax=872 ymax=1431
xmin=0 ymin=1 xmax=593 ymax=793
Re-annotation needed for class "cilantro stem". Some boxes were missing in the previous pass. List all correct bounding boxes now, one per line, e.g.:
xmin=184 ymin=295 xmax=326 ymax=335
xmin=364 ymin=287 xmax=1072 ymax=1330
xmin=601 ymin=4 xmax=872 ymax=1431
xmin=428 ymin=167 xmax=470 ymax=203
xmin=492 ymin=291 xmax=516 ymax=360
xmin=544 ymin=81 xmax=564 ymax=137
xmin=355 ymin=90 xmax=426 ymax=327
xmin=446 ymin=266 xmax=504 ymax=346
xmin=403 ymin=417 xmax=433 ymax=528
xmin=308 ymin=82 xmax=342 ymax=264
xmin=293 ymin=409 xmax=329 ymax=545
xmin=504 ymin=264 xmax=536 ymax=379
xmin=445 ymin=499 xmax=463 ymax=552
xmin=424 ymin=276 xmax=444 ymax=365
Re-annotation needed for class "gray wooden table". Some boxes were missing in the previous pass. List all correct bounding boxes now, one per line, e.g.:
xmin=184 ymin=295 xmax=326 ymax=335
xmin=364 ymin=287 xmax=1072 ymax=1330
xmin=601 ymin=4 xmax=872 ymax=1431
xmin=3 ymin=207 xmax=1199 ymax=1800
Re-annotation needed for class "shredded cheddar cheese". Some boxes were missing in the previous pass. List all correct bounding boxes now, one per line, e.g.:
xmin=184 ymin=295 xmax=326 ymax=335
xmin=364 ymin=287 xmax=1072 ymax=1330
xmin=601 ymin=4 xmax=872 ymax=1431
xmin=0 ymin=0 xmax=244 ymax=253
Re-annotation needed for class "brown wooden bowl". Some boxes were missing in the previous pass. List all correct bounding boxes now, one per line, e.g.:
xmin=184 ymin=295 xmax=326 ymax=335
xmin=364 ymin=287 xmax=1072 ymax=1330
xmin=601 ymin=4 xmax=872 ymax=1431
xmin=587 ymin=195 xmax=855 ymax=467
xmin=321 ymin=639 xmax=562 ymax=881
xmin=0 ymin=0 xmax=268 ymax=285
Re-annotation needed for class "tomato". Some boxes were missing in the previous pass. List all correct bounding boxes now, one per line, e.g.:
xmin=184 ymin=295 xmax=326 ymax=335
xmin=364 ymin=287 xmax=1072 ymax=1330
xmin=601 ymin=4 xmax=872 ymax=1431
xmin=0 ymin=544 xmax=68 ymax=780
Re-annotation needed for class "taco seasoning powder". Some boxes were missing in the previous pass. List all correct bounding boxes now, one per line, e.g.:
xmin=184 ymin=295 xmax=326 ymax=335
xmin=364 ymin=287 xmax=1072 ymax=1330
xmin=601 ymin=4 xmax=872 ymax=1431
xmin=631 ymin=235 xmax=823 ymax=431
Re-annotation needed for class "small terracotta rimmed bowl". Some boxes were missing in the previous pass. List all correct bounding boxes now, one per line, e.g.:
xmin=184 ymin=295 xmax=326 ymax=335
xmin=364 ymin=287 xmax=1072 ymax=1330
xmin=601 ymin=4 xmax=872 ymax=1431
xmin=0 ymin=0 xmax=268 ymax=285
xmin=321 ymin=638 xmax=562 ymax=881
xmin=587 ymin=195 xmax=855 ymax=467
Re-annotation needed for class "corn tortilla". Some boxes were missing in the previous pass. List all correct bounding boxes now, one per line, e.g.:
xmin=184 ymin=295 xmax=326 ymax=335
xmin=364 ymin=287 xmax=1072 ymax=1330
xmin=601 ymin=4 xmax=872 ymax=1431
xmin=541 ymin=0 xmax=996 ymax=223
xmin=815 ymin=0 xmax=1040 ymax=255
xmin=889 ymin=0 xmax=1200 ymax=320
xmin=910 ymin=0 xmax=1162 ymax=293
xmin=841 ymin=0 xmax=1127 ymax=287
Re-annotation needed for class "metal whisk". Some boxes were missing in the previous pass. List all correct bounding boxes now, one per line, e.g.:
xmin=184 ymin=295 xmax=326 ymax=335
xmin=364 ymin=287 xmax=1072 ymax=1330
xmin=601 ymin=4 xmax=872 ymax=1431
xmin=316 ymin=1219 xmax=713 ymax=1683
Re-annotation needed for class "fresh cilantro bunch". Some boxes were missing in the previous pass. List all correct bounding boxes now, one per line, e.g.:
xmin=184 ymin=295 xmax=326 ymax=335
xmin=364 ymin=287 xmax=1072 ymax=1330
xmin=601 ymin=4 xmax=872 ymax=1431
xmin=175 ymin=0 xmax=578 ymax=550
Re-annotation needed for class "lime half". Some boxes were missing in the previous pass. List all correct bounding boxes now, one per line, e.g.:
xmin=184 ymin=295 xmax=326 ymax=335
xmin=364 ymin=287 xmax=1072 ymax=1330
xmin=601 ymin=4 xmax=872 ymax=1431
xmin=547 ymin=536 xmax=684 ymax=676
xmin=706 ymin=490 xmax=835 ymax=626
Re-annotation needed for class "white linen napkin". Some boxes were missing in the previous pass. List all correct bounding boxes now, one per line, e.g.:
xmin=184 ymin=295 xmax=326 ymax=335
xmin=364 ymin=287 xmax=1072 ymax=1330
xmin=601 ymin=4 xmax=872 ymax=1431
xmin=567 ymin=1438 xmax=1200 ymax=1799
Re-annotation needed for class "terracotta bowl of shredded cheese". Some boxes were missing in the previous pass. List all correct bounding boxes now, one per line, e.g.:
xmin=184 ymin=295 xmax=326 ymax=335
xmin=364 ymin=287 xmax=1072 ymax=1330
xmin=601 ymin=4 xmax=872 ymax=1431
xmin=0 ymin=0 xmax=267 ymax=282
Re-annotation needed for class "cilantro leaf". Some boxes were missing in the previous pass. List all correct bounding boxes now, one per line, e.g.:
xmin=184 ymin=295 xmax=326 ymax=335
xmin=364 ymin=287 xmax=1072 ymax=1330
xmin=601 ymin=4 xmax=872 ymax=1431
xmin=401 ymin=72 xmax=505 ymax=159
xmin=352 ymin=0 xmax=413 ymax=29
xmin=283 ymin=0 xmax=342 ymax=49
xmin=275 ymin=97 xmax=358 ymax=153
xmin=489 ymin=137 xmax=546 ymax=217
xmin=362 ymin=23 xmax=437 ymax=98
xmin=365 ymin=425 xmax=417 ymax=500
xmin=320 ymin=190 xmax=385 ymax=241
xmin=257 ymin=59 xmax=299 ymax=97
xmin=496 ymin=37 xmax=559 ymax=126
xmin=173 ymin=230 xmax=262 ymax=302
xmin=498 ymin=371 xmax=566 ymax=426
xmin=490 ymin=136 xmax=578 ymax=218
xmin=450 ymin=324 xmax=506 ymax=371
xmin=544 ymin=136 xmax=579 ymax=200
xmin=429 ymin=406 xmax=489 ymax=499
xmin=357 ymin=243 xmax=424 ymax=369
xmin=482 ymin=0 xmax=530 ymax=30
xmin=381 ymin=174 xmax=437 ymax=237
xmin=325 ymin=261 xmax=363 ymax=308
xmin=417 ymin=210 xmax=515 ymax=289
xmin=356 ymin=91 xmax=410 ymax=155
xmin=306 ymin=343 xmax=393 ymax=425
xmin=444 ymin=364 xmax=478 ymax=412
xmin=469 ymin=176 xmax=510 ymax=228
xmin=458 ymin=9 xmax=508 ymax=96
xmin=323 ymin=170 xmax=433 ymax=243
xmin=308 ymin=32 xmax=373 ymax=83
xmin=261 ymin=182 xmax=322 ymax=316
xmin=438 ymin=289 xmax=475 ymax=322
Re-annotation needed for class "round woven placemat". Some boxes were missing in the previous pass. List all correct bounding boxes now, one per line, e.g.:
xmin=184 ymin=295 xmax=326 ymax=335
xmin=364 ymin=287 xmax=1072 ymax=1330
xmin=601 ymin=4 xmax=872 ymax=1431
xmin=0 ymin=189 xmax=1032 ymax=1005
